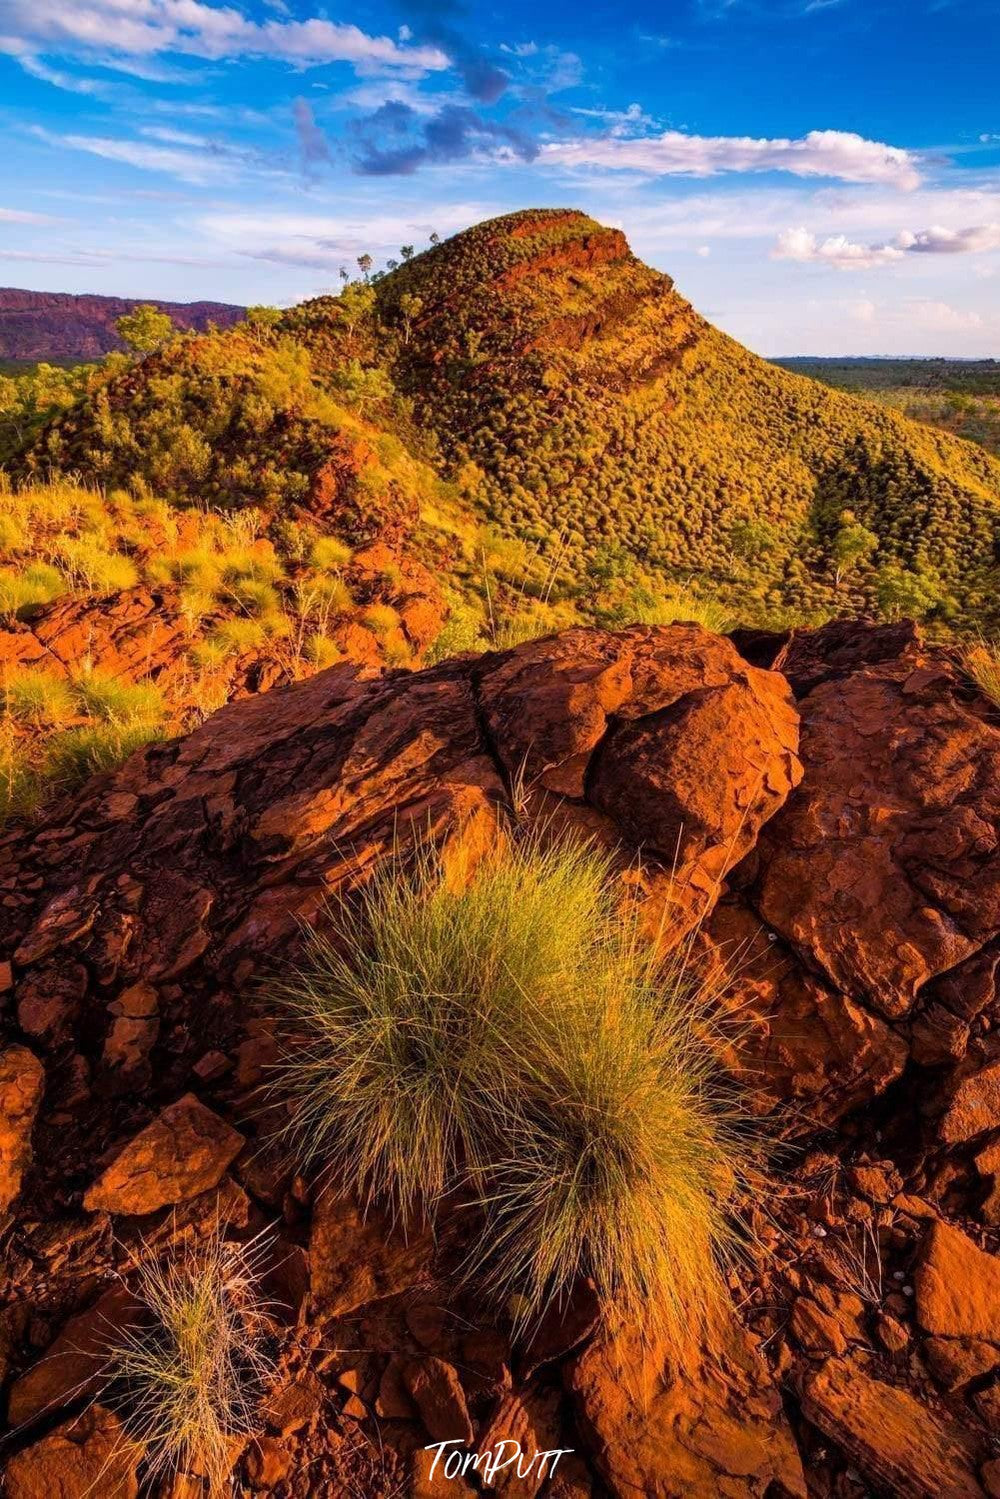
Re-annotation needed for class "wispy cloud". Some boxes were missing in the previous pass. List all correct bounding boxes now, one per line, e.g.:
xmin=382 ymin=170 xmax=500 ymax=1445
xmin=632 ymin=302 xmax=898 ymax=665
xmin=542 ymin=128 xmax=922 ymax=189
xmin=198 ymin=204 xmax=491 ymax=270
xmin=0 ymin=205 xmax=61 ymax=223
xmin=0 ymin=0 xmax=449 ymax=74
xmin=27 ymin=122 xmax=280 ymax=185
xmin=292 ymin=96 xmax=333 ymax=179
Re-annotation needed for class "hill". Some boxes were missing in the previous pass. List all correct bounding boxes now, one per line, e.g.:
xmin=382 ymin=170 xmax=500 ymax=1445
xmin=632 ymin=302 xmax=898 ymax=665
xmin=376 ymin=210 xmax=1000 ymax=626
xmin=0 ymin=288 xmax=245 ymax=361
xmin=8 ymin=209 xmax=1000 ymax=633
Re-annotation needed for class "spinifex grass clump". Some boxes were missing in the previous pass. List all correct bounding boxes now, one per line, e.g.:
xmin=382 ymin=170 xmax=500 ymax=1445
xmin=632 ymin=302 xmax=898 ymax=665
xmin=272 ymin=834 xmax=749 ymax=1345
xmin=963 ymin=636 xmax=1000 ymax=707
xmin=106 ymin=1232 xmax=274 ymax=1494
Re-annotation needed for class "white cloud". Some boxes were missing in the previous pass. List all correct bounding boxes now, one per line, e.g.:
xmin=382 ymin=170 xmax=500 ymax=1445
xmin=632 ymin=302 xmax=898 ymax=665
xmin=773 ymin=226 xmax=904 ymax=268
xmin=541 ymin=128 xmax=922 ymax=189
xmin=0 ymin=0 xmax=448 ymax=74
xmin=906 ymin=299 xmax=983 ymax=331
xmin=773 ymin=220 xmax=1000 ymax=268
xmin=899 ymin=223 xmax=1000 ymax=253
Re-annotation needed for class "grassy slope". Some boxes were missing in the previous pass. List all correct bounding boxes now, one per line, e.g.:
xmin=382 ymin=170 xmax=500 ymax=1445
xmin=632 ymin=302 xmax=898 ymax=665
xmin=6 ymin=207 xmax=1000 ymax=629
xmin=378 ymin=210 xmax=1000 ymax=625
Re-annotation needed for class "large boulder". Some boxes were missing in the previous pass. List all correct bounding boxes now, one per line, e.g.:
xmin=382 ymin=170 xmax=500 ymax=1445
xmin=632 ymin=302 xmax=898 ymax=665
xmin=752 ymin=639 xmax=1000 ymax=1019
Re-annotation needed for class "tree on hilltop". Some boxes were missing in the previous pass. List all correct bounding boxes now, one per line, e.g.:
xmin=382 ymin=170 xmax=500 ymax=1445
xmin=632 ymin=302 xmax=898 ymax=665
xmin=115 ymin=304 xmax=175 ymax=358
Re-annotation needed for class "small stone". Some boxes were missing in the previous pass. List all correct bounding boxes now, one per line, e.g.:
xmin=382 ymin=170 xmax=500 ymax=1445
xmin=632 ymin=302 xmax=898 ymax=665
xmin=790 ymin=1296 xmax=848 ymax=1357
xmin=3 ymin=1404 xmax=140 ymax=1499
xmin=876 ymin=1314 xmax=909 ymax=1355
xmin=940 ymin=1060 xmax=1000 ymax=1145
xmin=264 ymin=1370 xmax=325 ymax=1436
xmin=8 ymin=1284 xmax=142 ymax=1425
xmin=83 ymin=1094 xmax=244 ymax=1216
xmin=924 ymin=1336 xmax=1000 ymax=1392
xmin=193 ymin=1050 xmax=231 ymax=1081
xmin=244 ymin=1436 xmax=292 ymax=1489
xmin=915 ymin=1221 xmax=1000 ymax=1341
xmin=0 ymin=1045 xmax=44 ymax=1214
xmin=400 ymin=1356 xmax=474 ymax=1445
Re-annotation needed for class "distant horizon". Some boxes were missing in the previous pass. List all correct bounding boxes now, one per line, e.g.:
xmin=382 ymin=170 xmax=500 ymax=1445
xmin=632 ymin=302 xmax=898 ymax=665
xmin=2 ymin=275 xmax=997 ymax=366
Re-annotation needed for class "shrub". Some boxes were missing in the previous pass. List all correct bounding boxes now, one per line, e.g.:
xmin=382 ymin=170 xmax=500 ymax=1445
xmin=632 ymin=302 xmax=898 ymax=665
xmin=2 ymin=669 xmax=75 ymax=727
xmin=270 ymin=834 xmax=748 ymax=1343
xmin=104 ymin=1231 xmax=274 ymax=1492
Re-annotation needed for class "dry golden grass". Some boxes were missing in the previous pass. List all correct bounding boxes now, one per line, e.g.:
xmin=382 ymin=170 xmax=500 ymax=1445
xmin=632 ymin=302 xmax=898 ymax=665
xmin=962 ymin=636 xmax=1000 ymax=706
xmin=270 ymin=832 xmax=752 ymax=1347
xmin=105 ymin=1231 xmax=275 ymax=1495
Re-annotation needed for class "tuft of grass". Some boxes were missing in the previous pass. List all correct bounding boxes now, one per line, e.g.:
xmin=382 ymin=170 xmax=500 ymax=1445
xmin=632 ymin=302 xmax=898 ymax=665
xmin=270 ymin=834 xmax=749 ymax=1344
xmin=105 ymin=1231 xmax=275 ymax=1495
xmin=963 ymin=637 xmax=1000 ymax=706
xmin=2 ymin=669 xmax=75 ymax=727
xmin=0 ymin=729 xmax=43 ymax=825
xmin=43 ymin=719 xmax=163 ymax=790
xmin=204 ymin=618 xmax=268 ymax=657
xmin=310 ymin=536 xmax=353 ymax=572
xmin=305 ymin=633 xmax=342 ymax=668
xmin=71 ymin=672 xmax=165 ymax=724
xmin=51 ymin=536 xmax=140 ymax=594
xmin=362 ymin=602 xmax=400 ymax=637
xmin=226 ymin=578 xmax=282 ymax=617
xmin=0 ymin=562 xmax=66 ymax=619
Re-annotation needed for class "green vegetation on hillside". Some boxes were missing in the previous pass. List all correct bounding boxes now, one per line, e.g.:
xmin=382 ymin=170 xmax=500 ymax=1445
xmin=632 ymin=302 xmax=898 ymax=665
xmin=378 ymin=211 xmax=1000 ymax=629
xmin=775 ymin=357 xmax=1000 ymax=462
xmin=4 ymin=209 xmax=1000 ymax=636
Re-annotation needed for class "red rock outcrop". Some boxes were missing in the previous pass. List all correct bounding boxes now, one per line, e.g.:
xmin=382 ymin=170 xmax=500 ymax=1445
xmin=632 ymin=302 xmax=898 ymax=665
xmin=3 ymin=618 xmax=1000 ymax=1498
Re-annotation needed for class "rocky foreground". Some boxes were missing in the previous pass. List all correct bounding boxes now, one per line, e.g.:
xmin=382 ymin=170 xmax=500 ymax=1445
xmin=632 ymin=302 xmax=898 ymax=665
xmin=2 ymin=618 xmax=1000 ymax=1497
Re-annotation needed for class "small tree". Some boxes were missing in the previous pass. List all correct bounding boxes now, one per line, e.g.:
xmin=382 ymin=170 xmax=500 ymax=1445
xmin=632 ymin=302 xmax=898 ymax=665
xmin=831 ymin=508 xmax=878 ymax=586
xmin=245 ymin=305 xmax=282 ymax=331
xmin=356 ymin=253 xmax=373 ymax=283
xmin=875 ymin=563 xmax=943 ymax=621
xmin=429 ymin=231 xmax=440 ymax=246
xmin=400 ymin=244 xmax=414 ymax=261
xmin=115 ymin=303 xmax=175 ymax=357
xmin=338 ymin=282 xmax=375 ymax=339
xmin=729 ymin=517 xmax=778 ymax=563
xmin=398 ymin=292 xmax=424 ymax=346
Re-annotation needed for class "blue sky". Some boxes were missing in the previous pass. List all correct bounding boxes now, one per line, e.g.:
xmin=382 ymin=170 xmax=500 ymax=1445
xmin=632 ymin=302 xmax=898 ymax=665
xmin=0 ymin=0 xmax=998 ymax=354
